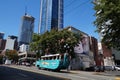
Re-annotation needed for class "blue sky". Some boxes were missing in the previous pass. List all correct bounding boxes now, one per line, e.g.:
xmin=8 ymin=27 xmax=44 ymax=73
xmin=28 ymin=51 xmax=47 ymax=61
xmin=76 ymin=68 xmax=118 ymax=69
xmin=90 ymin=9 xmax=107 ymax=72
xmin=0 ymin=0 xmax=99 ymax=40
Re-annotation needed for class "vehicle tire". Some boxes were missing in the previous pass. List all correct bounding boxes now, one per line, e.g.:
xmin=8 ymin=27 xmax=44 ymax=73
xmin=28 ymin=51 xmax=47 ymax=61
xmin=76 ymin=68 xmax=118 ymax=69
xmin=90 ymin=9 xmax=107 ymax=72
xmin=54 ymin=69 xmax=60 ymax=72
xmin=37 ymin=65 xmax=41 ymax=70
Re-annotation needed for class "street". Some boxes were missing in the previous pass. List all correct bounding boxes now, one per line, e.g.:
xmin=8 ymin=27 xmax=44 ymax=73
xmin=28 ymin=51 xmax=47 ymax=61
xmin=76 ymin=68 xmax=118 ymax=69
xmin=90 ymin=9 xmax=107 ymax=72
xmin=0 ymin=65 xmax=68 ymax=80
xmin=0 ymin=65 xmax=120 ymax=80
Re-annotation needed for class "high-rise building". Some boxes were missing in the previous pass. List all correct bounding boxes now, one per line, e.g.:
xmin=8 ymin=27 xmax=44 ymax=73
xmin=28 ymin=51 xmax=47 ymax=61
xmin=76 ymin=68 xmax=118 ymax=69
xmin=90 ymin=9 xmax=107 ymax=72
xmin=39 ymin=0 xmax=64 ymax=34
xmin=0 ymin=32 xmax=4 ymax=39
xmin=18 ymin=15 xmax=35 ymax=46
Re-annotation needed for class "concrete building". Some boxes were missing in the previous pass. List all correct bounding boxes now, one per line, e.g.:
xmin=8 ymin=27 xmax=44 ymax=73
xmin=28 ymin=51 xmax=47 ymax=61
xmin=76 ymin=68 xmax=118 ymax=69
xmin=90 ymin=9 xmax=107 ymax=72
xmin=18 ymin=44 xmax=35 ymax=63
xmin=18 ymin=14 xmax=35 ymax=46
xmin=98 ymin=43 xmax=115 ymax=67
xmin=5 ymin=35 xmax=18 ymax=50
xmin=39 ymin=0 xmax=64 ymax=34
xmin=66 ymin=26 xmax=98 ymax=70
xmin=19 ymin=44 xmax=30 ymax=52
xmin=112 ymin=49 xmax=120 ymax=65
xmin=18 ymin=51 xmax=36 ymax=63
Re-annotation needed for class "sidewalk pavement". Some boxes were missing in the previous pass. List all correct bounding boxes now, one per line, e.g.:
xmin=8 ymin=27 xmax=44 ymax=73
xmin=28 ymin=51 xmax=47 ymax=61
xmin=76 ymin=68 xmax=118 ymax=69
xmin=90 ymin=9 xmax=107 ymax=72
xmin=96 ymin=71 xmax=120 ymax=77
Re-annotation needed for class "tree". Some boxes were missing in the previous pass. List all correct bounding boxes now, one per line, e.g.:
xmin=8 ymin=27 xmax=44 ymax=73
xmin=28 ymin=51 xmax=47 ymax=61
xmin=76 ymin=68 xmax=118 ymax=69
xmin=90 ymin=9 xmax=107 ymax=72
xmin=93 ymin=0 xmax=120 ymax=49
xmin=30 ymin=33 xmax=41 ymax=59
xmin=5 ymin=50 xmax=18 ymax=62
xmin=30 ymin=29 xmax=82 ymax=58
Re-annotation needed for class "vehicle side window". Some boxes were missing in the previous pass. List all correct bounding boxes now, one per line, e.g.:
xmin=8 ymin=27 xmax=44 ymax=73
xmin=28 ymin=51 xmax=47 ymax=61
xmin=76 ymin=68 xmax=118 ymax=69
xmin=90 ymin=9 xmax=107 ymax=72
xmin=56 ymin=56 xmax=58 ymax=59
xmin=59 ymin=55 xmax=61 ymax=60
xmin=61 ymin=55 xmax=64 ymax=60
xmin=50 ymin=57 xmax=52 ymax=60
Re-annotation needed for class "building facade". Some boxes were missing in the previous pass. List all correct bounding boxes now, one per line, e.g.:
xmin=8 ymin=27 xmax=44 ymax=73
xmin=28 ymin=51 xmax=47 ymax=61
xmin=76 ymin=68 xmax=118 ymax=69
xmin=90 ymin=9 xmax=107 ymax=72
xmin=18 ymin=51 xmax=36 ymax=63
xmin=112 ymin=49 xmax=120 ymax=65
xmin=89 ymin=37 xmax=100 ymax=66
xmin=66 ymin=26 xmax=98 ymax=70
xmin=0 ymin=39 xmax=6 ymax=53
xmin=18 ymin=15 xmax=35 ymax=46
xmin=19 ymin=44 xmax=30 ymax=52
xmin=18 ymin=42 xmax=36 ymax=63
xmin=39 ymin=0 xmax=64 ymax=34
xmin=5 ymin=35 xmax=18 ymax=50
xmin=0 ymin=32 xmax=4 ymax=39
xmin=98 ymin=43 xmax=115 ymax=67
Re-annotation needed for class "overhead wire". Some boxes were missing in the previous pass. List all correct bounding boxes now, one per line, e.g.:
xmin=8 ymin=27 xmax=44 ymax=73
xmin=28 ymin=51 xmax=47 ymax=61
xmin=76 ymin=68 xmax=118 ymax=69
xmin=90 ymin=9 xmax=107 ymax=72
xmin=64 ymin=0 xmax=91 ymax=15
xmin=64 ymin=0 xmax=76 ymax=8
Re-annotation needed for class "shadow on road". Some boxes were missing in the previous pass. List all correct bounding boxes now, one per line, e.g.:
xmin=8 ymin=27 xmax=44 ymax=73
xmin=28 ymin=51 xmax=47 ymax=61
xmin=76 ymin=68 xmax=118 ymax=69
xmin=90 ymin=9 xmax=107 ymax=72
xmin=0 ymin=65 xmax=69 ymax=80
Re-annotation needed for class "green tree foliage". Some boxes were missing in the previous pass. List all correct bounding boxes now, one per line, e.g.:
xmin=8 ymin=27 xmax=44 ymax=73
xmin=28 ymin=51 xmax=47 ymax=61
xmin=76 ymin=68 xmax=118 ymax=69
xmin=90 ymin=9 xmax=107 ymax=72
xmin=30 ymin=33 xmax=41 ymax=59
xmin=5 ymin=50 xmax=18 ymax=62
xmin=93 ymin=0 xmax=120 ymax=49
xmin=30 ymin=29 xmax=81 ymax=58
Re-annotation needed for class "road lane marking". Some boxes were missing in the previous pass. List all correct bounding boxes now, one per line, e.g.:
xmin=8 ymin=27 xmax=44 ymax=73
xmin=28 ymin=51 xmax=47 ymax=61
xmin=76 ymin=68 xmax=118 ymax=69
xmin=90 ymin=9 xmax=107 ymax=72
xmin=18 ymin=73 xmax=28 ymax=77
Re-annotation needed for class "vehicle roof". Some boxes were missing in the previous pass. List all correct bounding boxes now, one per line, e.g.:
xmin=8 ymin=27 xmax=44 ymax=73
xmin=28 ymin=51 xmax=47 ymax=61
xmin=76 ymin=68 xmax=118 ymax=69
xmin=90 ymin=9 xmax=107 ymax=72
xmin=41 ymin=54 xmax=61 ymax=58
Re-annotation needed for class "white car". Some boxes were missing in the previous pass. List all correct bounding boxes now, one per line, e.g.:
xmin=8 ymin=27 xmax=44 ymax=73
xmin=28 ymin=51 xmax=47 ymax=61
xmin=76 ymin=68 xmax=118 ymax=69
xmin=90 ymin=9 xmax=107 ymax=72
xmin=5 ymin=60 xmax=11 ymax=65
xmin=33 ymin=62 xmax=36 ymax=66
xmin=115 ymin=65 xmax=120 ymax=71
xmin=25 ymin=62 xmax=31 ymax=66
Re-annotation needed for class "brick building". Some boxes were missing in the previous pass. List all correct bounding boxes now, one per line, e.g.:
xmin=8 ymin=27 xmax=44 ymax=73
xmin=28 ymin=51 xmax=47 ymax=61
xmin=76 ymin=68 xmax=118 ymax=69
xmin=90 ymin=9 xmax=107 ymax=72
xmin=0 ymin=39 xmax=6 ymax=53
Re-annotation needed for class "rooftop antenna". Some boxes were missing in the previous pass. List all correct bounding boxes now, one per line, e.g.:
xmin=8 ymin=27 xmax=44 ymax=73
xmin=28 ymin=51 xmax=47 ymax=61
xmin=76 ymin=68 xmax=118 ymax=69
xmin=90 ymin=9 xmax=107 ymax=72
xmin=25 ymin=6 xmax=27 ymax=15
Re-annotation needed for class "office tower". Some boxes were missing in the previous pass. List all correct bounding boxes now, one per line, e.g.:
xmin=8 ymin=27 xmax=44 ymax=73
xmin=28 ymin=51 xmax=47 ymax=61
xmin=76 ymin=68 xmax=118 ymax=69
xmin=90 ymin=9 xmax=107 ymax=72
xmin=38 ymin=0 xmax=64 ymax=34
xmin=0 ymin=32 xmax=4 ymax=39
xmin=18 ymin=15 xmax=35 ymax=46
xmin=5 ymin=35 xmax=18 ymax=50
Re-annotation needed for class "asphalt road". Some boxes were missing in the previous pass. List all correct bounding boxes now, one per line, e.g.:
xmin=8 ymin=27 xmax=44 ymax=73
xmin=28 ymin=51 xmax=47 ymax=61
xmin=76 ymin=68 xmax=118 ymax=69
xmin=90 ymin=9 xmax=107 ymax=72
xmin=0 ymin=66 xmax=68 ymax=80
xmin=1 ymin=65 xmax=120 ymax=80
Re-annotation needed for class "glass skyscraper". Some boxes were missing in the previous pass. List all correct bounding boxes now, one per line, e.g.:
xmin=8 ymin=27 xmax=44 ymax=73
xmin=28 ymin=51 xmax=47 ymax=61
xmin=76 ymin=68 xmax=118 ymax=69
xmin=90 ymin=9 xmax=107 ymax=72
xmin=38 ymin=0 xmax=64 ymax=34
xmin=18 ymin=15 xmax=35 ymax=46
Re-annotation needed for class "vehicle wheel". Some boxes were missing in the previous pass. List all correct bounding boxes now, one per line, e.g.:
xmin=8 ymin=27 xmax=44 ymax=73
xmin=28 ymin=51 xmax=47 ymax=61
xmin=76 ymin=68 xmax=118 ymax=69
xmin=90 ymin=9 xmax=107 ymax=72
xmin=54 ymin=69 xmax=60 ymax=72
xmin=37 ymin=65 xmax=41 ymax=70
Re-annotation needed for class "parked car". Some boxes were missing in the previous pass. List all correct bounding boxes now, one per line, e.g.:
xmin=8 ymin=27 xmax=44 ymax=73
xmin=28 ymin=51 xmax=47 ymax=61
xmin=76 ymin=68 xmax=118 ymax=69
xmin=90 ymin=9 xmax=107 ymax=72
xmin=25 ymin=62 xmax=31 ymax=66
xmin=95 ymin=66 xmax=104 ymax=72
xmin=33 ymin=62 xmax=36 ymax=66
xmin=115 ymin=65 xmax=120 ymax=71
xmin=5 ymin=60 xmax=11 ymax=65
xmin=85 ymin=66 xmax=97 ymax=71
xmin=104 ymin=66 xmax=115 ymax=71
xmin=85 ymin=66 xmax=104 ymax=72
xmin=22 ymin=62 xmax=25 ymax=65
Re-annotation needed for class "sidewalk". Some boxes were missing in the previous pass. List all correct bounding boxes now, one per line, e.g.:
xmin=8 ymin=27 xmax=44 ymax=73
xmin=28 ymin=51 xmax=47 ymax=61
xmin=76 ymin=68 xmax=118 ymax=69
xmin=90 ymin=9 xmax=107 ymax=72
xmin=96 ymin=71 xmax=120 ymax=77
